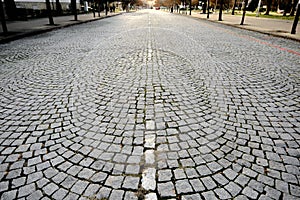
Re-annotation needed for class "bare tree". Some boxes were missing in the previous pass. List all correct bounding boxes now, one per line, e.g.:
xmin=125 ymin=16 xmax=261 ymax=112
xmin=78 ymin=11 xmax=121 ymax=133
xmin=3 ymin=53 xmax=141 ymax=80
xmin=290 ymin=0 xmax=297 ymax=15
xmin=3 ymin=0 xmax=17 ymax=20
xmin=240 ymin=0 xmax=248 ymax=24
xmin=71 ymin=0 xmax=78 ymax=20
xmin=46 ymin=0 xmax=55 ymax=25
xmin=219 ymin=0 xmax=224 ymax=20
xmin=0 ymin=0 xmax=8 ymax=34
xmin=56 ymin=0 xmax=63 ymax=15
xmin=232 ymin=0 xmax=237 ymax=15
xmin=291 ymin=2 xmax=299 ymax=33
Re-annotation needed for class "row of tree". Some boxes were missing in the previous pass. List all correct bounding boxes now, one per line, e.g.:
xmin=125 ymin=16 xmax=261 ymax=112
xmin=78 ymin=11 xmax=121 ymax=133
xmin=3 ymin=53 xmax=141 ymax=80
xmin=154 ymin=0 xmax=298 ymax=16
xmin=1 ymin=0 xmax=142 ymax=20
xmin=153 ymin=0 xmax=299 ymax=33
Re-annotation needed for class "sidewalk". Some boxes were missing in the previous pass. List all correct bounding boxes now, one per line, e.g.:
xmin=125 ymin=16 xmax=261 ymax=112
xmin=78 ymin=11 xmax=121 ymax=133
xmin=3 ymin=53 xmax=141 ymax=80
xmin=188 ymin=11 xmax=300 ymax=41
xmin=0 ymin=12 xmax=121 ymax=44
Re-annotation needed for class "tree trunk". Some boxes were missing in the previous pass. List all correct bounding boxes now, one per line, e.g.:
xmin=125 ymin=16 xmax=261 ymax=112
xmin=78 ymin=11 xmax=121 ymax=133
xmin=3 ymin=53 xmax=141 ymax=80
xmin=283 ymin=0 xmax=292 ymax=16
xmin=240 ymin=0 xmax=248 ymax=24
xmin=0 ymin=0 xmax=8 ymax=34
xmin=290 ymin=0 xmax=297 ymax=16
xmin=265 ymin=0 xmax=272 ymax=15
xmin=3 ymin=0 xmax=17 ymax=20
xmin=71 ymin=0 xmax=77 ymax=20
xmin=203 ymin=0 xmax=207 ymax=13
xmin=98 ymin=3 xmax=101 ymax=17
xmin=46 ymin=0 xmax=54 ymax=25
xmin=291 ymin=2 xmax=299 ymax=34
xmin=207 ymin=0 xmax=210 ymax=18
xmin=256 ymin=0 xmax=262 ymax=16
xmin=56 ymin=0 xmax=62 ymax=15
xmin=105 ymin=2 xmax=108 ymax=15
xmin=93 ymin=2 xmax=95 ymax=17
xmin=218 ymin=0 xmax=223 ymax=21
xmin=232 ymin=0 xmax=237 ymax=15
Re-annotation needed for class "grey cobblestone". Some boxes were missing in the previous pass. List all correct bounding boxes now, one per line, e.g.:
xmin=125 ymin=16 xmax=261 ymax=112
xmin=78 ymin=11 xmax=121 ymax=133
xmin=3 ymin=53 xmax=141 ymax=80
xmin=0 ymin=9 xmax=299 ymax=200
xmin=18 ymin=183 xmax=36 ymax=197
xmin=122 ymin=176 xmax=140 ymax=190
xmin=158 ymin=169 xmax=172 ymax=182
xmin=201 ymin=177 xmax=217 ymax=190
xmin=214 ymin=188 xmax=232 ymax=199
xmin=43 ymin=182 xmax=59 ymax=196
xmin=71 ymin=180 xmax=89 ymax=195
xmin=175 ymin=179 xmax=193 ymax=194
xmin=52 ymin=188 xmax=68 ymax=200
xmin=157 ymin=182 xmax=176 ymax=197
xmin=242 ymin=186 xmax=259 ymax=199
xmin=1 ymin=190 xmax=17 ymax=200
xmin=105 ymin=175 xmax=124 ymax=189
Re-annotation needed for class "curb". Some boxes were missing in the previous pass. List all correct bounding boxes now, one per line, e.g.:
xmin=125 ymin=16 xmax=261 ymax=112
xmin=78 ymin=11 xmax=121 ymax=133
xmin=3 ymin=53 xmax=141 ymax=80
xmin=0 ymin=13 xmax=122 ymax=44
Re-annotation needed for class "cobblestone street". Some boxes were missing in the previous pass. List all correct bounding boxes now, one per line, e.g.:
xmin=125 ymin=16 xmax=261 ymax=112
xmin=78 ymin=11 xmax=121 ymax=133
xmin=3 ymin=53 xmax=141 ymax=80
xmin=0 ymin=9 xmax=299 ymax=200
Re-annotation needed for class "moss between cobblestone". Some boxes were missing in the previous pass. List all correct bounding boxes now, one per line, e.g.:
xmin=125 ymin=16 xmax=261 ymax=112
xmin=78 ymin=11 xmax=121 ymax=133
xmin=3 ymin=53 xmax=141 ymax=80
xmin=136 ymin=186 xmax=147 ymax=200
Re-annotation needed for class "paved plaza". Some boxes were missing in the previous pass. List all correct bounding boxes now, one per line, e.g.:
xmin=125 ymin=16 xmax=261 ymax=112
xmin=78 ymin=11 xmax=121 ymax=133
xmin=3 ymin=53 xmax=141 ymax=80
xmin=0 ymin=10 xmax=299 ymax=199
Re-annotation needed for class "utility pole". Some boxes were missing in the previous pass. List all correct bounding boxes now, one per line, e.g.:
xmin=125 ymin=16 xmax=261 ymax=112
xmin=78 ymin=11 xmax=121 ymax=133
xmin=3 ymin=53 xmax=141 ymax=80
xmin=291 ymin=2 xmax=299 ymax=34
xmin=0 ymin=0 xmax=8 ymax=34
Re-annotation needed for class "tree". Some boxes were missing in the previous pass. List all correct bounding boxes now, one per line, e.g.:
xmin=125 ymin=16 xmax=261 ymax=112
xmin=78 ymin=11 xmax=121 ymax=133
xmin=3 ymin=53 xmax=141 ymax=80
xmin=283 ymin=0 xmax=290 ymax=15
xmin=4 ymin=0 xmax=17 ymax=20
xmin=240 ymin=0 xmax=248 ymax=24
xmin=207 ymin=0 xmax=210 ymax=18
xmin=203 ymin=0 xmax=207 ymax=13
xmin=46 ymin=0 xmax=55 ymax=25
xmin=290 ymin=0 xmax=297 ymax=15
xmin=219 ymin=0 xmax=224 ymax=20
xmin=56 ymin=0 xmax=63 ymax=15
xmin=291 ymin=2 xmax=299 ymax=34
xmin=247 ymin=0 xmax=259 ymax=11
xmin=265 ymin=0 xmax=272 ymax=14
xmin=135 ymin=0 xmax=144 ymax=6
xmin=71 ymin=0 xmax=78 ymax=20
xmin=192 ymin=0 xmax=199 ymax=7
xmin=232 ymin=0 xmax=237 ymax=15
xmin=120 ymin=0 xmax=139 ymax=11
xmin=0 ymin=0 xmax=8 ymax=34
